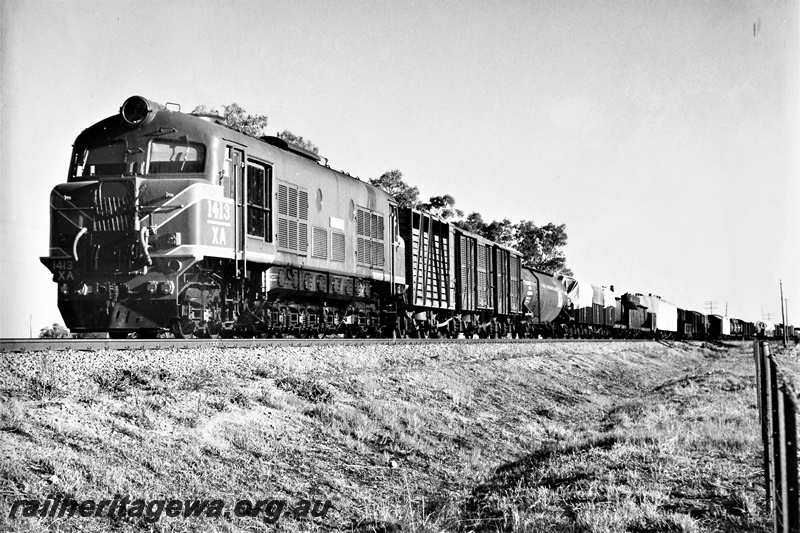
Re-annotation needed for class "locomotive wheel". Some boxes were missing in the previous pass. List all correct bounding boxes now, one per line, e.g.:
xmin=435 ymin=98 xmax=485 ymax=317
xmin=135 ymin=329 xmax=160 ymax=339
xmin=109 ymin=331 xmax=129 ymax=339
xmin=205 ymin=320 xmax=222 ymax=339
xmin=171 ymin=318 xmax=196 ymax=339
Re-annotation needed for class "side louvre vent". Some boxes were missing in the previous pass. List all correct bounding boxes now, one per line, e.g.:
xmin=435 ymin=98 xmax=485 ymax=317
xmin=278 ymin=218 xmax=288 ymax=249
xmin=278 ymin=184 xmax=288 ymax=216
xmin=276 ymin=181 xmax=307 ymax=255
xmin=298 ymin=190 xmax=308 ymax=253
xmin=299 ymin=222 xmax=308 ymax=253
xmin=332 ymin=232 xmax=345 ymax=262
xmin=312 ymin=227 xmax=328 ymax=259
xmin=356 ymin=207 xmax=384 ymax=268
xmin=299 ymin=190 xmax=308 ymax=220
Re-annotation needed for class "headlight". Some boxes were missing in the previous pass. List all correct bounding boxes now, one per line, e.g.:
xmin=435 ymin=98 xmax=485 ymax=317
xmin=59 ymin=283 xmax=70 ymax=295
xmin=146 ymin=281 xmax=158 ymax=294
xmin=158 ymin=281 xmax=175 ymax=295
xmin=120 ymin=96 xmax=152 ymax=125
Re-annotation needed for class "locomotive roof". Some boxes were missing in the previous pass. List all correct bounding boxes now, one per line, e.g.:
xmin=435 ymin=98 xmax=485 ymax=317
xmin=75 ymin=95 xmax=395 ymax=204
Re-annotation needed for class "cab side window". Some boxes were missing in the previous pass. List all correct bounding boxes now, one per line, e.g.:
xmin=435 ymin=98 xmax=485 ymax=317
xmin=247 ymin=161 xmax=271 ymax=241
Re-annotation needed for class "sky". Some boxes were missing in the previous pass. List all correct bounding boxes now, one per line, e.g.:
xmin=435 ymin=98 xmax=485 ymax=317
xmin=1 ymin=0 xmax=798 ymax=337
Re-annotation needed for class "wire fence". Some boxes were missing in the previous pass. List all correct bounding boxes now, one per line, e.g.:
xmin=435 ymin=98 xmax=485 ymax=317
xmin=754 ymin=340 xmax=800 ymax=532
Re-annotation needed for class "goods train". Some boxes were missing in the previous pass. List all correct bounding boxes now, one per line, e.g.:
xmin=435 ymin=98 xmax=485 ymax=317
xmin=41 ymin=96 xmax=797 ymax=342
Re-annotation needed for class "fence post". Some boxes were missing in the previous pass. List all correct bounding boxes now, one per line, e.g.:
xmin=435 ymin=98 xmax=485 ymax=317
xmin=769 ymin=347 xmax=785 ymax=532
xmin=759 ymin=341 xmax=774 ymax=510
xmin=783 ymin=390 xmax=799 ymax=532
xmin=773 ymin=358 xmax=787 ymax=532
xmin=755 ymin=340 xmax=800 ymax=532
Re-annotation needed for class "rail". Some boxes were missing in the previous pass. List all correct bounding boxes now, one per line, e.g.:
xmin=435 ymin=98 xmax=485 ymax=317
xmin=754 ymin=340 xmax=800 ymax=532
xmin=0 ymin=337 xmax=650 ymax=353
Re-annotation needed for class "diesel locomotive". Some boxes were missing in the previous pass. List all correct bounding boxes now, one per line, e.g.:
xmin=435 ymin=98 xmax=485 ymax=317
xmin=41 ymin=96 xmax=791 ymax=340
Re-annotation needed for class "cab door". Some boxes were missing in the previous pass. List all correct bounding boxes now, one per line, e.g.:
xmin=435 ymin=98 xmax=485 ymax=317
xmin=224 ymin=146 xmax=245 ymax=276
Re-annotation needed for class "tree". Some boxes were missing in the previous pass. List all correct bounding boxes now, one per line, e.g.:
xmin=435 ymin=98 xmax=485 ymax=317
xmin=191 ymin=103 xmax=269 ymax=137
xmin=453 ymin=214 xmax=513 ymax=246
xmin=39 ymin=323 xmax=70 ymax=338
xmin=277 ymin=130 xmax=319 ymax=154
xmin=484 ymin=218 xmax=515 ymax=247
xmin=514 ymin=220 xmax=573 ymax=275
xmin=417 ymin=194 xmax=464 ymax=220
xmin=369 ymin=172 xmax=573 ymax=275
xmin=454 ymin=212 xmax=487 ymax=235
xmin=369 ymin=170 xmax=420 ymax=208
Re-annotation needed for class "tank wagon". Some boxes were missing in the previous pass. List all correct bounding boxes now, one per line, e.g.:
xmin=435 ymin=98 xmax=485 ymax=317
xmin=41 ymin=96 xmax=786 ymax=340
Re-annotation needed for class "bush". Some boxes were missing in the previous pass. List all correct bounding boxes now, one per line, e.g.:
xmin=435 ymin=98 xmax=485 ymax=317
xmin=38 ymin=323 xmax=70 ymax=338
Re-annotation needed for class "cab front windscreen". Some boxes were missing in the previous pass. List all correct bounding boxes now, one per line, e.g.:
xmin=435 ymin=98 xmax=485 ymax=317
xmin=148 ymin=140 xmax=205 ymax=174
xmin=72 ymin=139 xmax=206 ymax=178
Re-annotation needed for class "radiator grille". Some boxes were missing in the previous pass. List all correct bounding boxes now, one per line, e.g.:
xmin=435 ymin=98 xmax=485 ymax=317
xmin=93 ymin=181 xmax=135 ymax=232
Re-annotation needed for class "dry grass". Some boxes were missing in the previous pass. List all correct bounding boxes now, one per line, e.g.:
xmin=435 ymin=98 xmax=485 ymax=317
xmin=0 ymin=341 xmax=773 ymax=532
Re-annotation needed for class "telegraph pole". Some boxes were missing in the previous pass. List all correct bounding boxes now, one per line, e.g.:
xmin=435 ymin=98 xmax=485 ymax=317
xmin=786 ymin=299 xmax=790 ymax=343
xmin=780 ymin=280 xmax=787 ymax=347
xmin=705 ymin=300 xmax=717 ymax=314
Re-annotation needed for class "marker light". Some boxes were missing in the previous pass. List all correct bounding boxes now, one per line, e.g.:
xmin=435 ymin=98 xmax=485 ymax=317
xmin=146 ymin=281 xmax=158 ymax=294
xmin=59 ymin=283 xmax=70 ymax=295
xmin=158 ymin=281 xmax=175 ymax=295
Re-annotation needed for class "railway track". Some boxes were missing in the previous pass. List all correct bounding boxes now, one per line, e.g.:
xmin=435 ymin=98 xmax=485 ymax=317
xmin=0 ymin=336 xmax=650 ymax=353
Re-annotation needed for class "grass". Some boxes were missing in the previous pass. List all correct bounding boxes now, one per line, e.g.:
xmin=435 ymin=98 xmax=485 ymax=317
xmin=0 ymin=341 xmax=781 ymax=532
